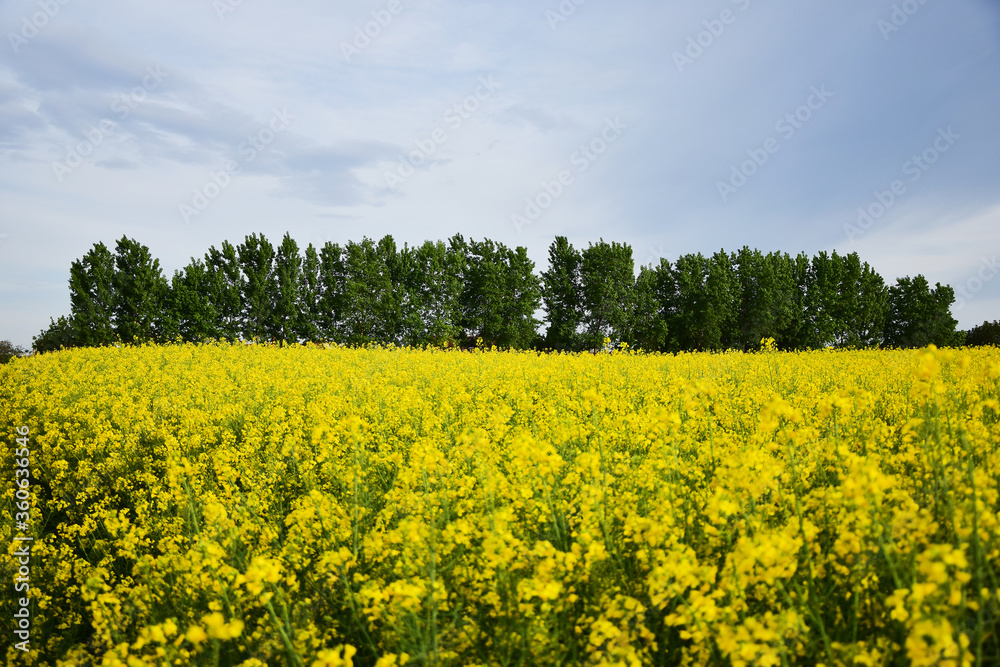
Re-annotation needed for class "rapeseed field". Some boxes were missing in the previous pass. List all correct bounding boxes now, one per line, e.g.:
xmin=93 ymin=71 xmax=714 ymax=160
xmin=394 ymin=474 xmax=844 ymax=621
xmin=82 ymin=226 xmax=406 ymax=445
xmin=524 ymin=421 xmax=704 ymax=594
xmin=2 ymin=342 xmax=999 ymax=666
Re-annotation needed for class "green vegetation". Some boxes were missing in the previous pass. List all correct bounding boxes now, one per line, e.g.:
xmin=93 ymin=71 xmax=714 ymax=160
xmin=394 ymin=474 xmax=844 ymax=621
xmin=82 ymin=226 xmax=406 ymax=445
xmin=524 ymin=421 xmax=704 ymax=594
xmin=35 ymin=234 xmax=966 ymax=352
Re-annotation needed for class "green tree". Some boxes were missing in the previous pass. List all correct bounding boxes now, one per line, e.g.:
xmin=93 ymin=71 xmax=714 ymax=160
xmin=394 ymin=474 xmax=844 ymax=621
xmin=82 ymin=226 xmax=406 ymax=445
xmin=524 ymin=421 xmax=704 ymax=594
xmin=661 ymin=251 xmax=737 ymax=352
xmin=731 ymin=247 xmax=797 ymax=351
xmin=297 ymin=243 xmax=322 ymax=343
xmin=374 ymin=235 xmax=406 ymax=344
xmin=580 ymin=240 xmax=634 ymax=350
xmin=767 ymin=251 xmax=801 ymax=350
xmin=883 ymin=275 xmax=961 ymax=348
xmin=318 ymin=242 xmax=348 ymax=342
xmin=837 ymin=254 xmax=888 ymax=348
xmin=628 ymin=264 xmax=668 ymax=351
xmin=964 ymin=320 xmax=1000 ymax=346
xmin=0 ymin=340 xmax=27 ymax=363
xmin=706 ymin=250 xmax=739 ymax=350
xmin=205 ymin=241 xmax=243 ymax=341
xmin=778 ymin=252 xmax=813 ymax=350
xmin=541 ymin=236 xmax=584 ymax=351
xmin=400 ymin=240 xmax=463 ymax=347
xmin=111 ymin=236 xmax=169 ymax=343
xmin=801 ymin=251 xmax=843 ymax=349
xmin=237 ymin=233 xmax=276 ymax=340
xmin=456 ymin=237 xmax=541 ymax=349
xmin=68 ymin=242 xmax=116 ymax=346
xmin=340 ymin=237 xmax=398 ymax=346
xmin=732 ymin=246 xmax=768 ymax=351
xmin=660 ymin=254 xmax=706 ymax=351
xmin=33 ymin=316 xmax=79 ymax=352
xmin=271 ymin=233 xmax=302 ymax=343
xmin=501 ymin=244 xmax=543 ymax=349
xmin=168 ymin=259 xmax=219 ymax=341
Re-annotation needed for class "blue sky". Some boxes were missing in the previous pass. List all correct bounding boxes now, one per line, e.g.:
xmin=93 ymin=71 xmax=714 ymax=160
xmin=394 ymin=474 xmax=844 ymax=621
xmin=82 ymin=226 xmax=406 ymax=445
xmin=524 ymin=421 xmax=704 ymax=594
xmin=1 ymin=0 xmax=999 ymax=348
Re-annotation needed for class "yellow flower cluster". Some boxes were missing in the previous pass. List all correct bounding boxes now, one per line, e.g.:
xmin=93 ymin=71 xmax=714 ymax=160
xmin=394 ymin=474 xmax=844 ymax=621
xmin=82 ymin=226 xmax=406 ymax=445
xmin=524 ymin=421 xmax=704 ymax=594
xmin=2 ymin=342 xmax=999 ymax=666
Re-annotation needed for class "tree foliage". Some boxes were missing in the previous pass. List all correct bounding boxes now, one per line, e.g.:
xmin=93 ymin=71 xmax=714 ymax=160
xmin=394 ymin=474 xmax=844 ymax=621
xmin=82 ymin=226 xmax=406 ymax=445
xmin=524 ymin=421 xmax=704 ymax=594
xmin=964 ymin=320 xmax=1000 ymax=347
xmin=883 ymin=275 xmax=962 ymax=348
xmin=35 ymin=233 xmax=968 ymax=354
xmin=541 ymin=236 xmax=584 ymax=351
xmin=68 ymin=242 xmax=116 ymax=346
xmin=457 ymin=236 xmax=541 ymax=349
xmin=205 ymin=241 xmax=243 ymax=341
xmin=0 ymin=340 xmax=27 ymax=363
xmin=237 ymin=233 xmax=276 ymax=341
xmin=580 ymin=240 xmax=634 ymax=350
xmin=111 ymin=236 xmax=169 ymax=343
xmin=167 ymin=259 xmax=218 ymax=342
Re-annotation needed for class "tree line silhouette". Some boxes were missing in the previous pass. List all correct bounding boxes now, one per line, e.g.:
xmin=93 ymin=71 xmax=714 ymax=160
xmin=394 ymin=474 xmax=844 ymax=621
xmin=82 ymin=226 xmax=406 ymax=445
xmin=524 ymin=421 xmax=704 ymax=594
xmin=33 ymin=232 xmax=972 ymax=353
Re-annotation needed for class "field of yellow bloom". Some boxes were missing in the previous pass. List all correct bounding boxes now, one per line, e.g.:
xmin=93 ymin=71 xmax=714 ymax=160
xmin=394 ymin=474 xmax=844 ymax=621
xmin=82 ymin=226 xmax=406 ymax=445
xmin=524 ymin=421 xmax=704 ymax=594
xmin=2 ymin=342 xmax=1000 ymax=666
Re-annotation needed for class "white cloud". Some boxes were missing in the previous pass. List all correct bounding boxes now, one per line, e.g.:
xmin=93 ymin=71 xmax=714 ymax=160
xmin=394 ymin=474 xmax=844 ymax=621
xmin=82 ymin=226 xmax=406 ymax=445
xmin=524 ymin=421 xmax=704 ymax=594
xmin=1 ymin=0 xmax=999 ymax=347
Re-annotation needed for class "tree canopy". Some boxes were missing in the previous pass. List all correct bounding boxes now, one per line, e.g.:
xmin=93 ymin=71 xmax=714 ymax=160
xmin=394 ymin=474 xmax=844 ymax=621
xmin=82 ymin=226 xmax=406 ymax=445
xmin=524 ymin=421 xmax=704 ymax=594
xmin=961 ymin=320 xmax=998 ymax=347
xmin=35 ymin=233 xmax=967 ymax=353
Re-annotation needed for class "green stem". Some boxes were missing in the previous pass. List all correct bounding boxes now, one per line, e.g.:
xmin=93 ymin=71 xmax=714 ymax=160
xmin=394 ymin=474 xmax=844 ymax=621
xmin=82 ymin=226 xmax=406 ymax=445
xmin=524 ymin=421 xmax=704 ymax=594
xmin=265 ymin=594 xmax=303 ymax=667
xmin=785 ymin=437 xmax=834 ymax=664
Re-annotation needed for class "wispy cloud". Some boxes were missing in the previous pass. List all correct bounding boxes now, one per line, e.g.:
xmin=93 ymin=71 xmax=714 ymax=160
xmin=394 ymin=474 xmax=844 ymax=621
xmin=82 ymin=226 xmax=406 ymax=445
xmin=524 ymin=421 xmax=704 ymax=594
xmin=0 ymin=0 xmax=999 ymax=347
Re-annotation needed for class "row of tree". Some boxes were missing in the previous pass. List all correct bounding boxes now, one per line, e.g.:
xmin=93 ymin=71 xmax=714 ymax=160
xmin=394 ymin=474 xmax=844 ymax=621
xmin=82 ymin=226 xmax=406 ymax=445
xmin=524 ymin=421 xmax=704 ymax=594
xmin=36 ymin=234 xmax=540 ymax=351
xmin=34 ymin=233 xmax=969 ymax=353
xmin=0 ymin=340 xmax=28 ymax=364
xmin=541 ymin=238 xmax=967 ymax=351
xmin=964 ymin=320 xmax=1000 ymax=347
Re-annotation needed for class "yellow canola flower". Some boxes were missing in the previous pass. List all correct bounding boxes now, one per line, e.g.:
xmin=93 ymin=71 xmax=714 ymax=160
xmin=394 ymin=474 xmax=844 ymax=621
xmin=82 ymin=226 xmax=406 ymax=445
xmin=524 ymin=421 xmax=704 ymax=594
xmin=236 ymin=555 xmax=284 ymax=596
xmin=3 ymin=341 xmax=999 ymax=666
xmin=184 ymin=625 xmax=208 ymax=646
xmin=312 ymin=645 xmax=357 ymax=667
xmin=202 ymin=612 xmax=244 ymax=640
